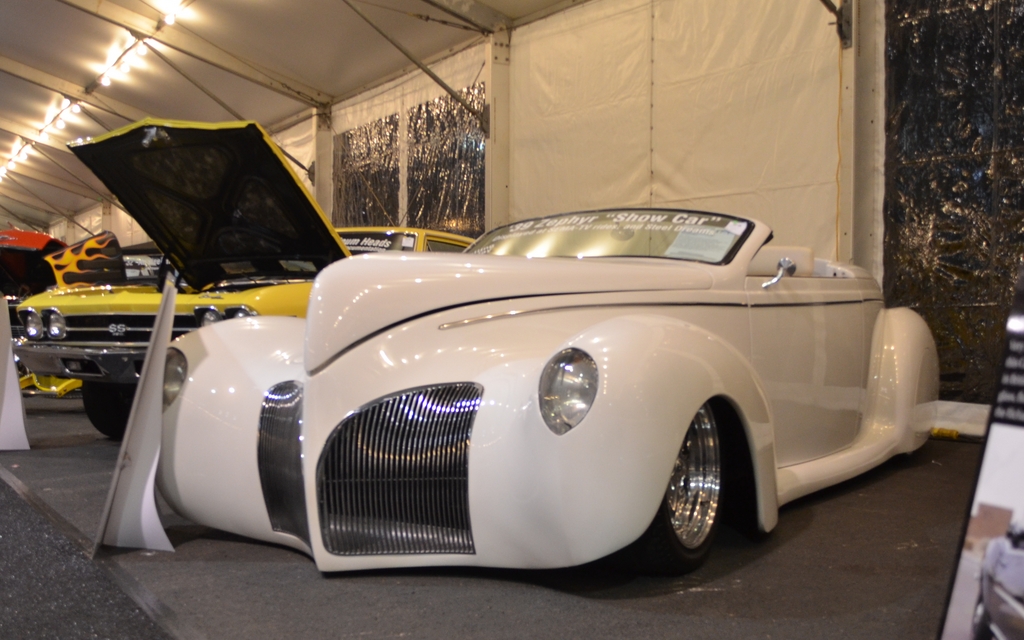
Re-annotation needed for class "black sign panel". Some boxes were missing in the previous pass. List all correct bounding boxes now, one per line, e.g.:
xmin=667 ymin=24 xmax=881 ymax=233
xmin=939 ymin=266 xmax=1024 ymax=639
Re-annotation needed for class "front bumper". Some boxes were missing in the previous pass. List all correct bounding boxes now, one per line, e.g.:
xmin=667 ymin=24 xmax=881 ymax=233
xmin=14 ymin=342 xmax=146 ymax=384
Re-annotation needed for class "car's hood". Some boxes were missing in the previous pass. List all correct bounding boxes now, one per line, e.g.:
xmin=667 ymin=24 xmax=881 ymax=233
xmin=69 ymin=119 xmax=348 ymax=291
xmin=304 ymin=253 xmax=714 ymax=372
xmin=18 ymin=284 xmax=163 ymax=315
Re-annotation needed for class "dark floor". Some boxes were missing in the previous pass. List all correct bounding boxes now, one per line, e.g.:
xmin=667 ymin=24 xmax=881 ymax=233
xmin=0 ymin=397 xmax=983 ymax=639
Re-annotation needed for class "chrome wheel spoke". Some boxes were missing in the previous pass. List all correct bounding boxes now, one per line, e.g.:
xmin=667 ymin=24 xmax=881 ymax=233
xmin=665 ymin=403 xmax=721 ymax=549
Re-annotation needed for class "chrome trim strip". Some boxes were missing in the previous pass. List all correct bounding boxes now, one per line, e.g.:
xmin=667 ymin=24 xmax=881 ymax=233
xmin=747 ymin=300 xmax=869 ymax=308
xmin=438 ymin=298 xmax=876 ymax=330
xmin=64 ymin=327 xmax=156 ymax=332
xmin=16 ymin=342 xmax=149 ymax=351
xmin=438 ymin=301 xmax=748 ymax=330
xmin=58 ymin=312 xmax=197 ymax=318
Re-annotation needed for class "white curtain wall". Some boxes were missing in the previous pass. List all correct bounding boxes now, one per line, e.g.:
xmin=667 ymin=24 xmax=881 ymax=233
xmin=49 ymin=204 xmax=150 ymax=247
xmin=509 ymin=0 xmax=843 ymax=258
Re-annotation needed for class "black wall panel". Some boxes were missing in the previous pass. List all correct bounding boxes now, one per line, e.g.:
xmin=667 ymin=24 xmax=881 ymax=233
xmin=886 ymin=0 xmax=1024 ymax=402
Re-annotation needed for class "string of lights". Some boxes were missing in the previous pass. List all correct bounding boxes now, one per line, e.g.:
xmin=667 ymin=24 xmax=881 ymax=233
xmin=0 ymin=0 xmax=187 ymax=190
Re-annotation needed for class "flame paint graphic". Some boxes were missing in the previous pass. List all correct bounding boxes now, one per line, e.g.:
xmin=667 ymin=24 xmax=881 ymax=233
xmin=45 ymin=231 xmax=128 ymax=288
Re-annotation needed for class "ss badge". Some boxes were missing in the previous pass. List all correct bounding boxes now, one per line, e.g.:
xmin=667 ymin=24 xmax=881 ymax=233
xmin=108 ymin=323 xmax=127 ymax=336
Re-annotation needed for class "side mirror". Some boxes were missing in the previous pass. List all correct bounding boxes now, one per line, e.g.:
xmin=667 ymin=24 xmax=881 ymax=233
xmin=761 ymin=257 xmax=796 ymax=289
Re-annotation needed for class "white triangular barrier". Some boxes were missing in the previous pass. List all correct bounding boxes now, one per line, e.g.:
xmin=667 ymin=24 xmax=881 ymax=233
xmin=0 ymin=300 xmax=28 ymax=451
xmin=93 ymin=283 xmax=176 ymax=554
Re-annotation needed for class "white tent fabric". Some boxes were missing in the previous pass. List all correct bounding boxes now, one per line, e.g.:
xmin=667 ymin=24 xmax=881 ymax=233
xmin=509 ymin=0 xmax=843 ymax=258
xmin=49 ymin=203 xmax=150 ymax=247
xmin=274 ymin=114 xmax=318 ymax=195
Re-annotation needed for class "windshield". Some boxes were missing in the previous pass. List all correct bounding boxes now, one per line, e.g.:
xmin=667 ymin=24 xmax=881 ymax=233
xmin=469 ymin=210 xmax=752 ymax=264
xmin=339 ymin=231 xmax=418 ymax=255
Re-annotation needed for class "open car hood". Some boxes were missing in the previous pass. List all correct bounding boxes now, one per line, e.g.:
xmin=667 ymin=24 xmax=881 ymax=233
xmin=69 ymin=119 xmax=348 ymax=290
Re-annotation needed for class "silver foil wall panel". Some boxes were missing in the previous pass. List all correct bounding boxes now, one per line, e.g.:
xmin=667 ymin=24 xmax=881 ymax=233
xmin=406 ymin=84 xmax=486 ymax=238
xmin=317 ymin=383 xmax=482 ymax=556
xmin=332 ymin=84 xmax=485 ymax=239
xmin=332 ymin=114 xmax=401 ymax=228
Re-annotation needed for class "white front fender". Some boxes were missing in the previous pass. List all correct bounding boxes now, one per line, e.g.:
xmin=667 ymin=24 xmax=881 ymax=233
xmin=158 ymin=316 xmax=309 ymax=553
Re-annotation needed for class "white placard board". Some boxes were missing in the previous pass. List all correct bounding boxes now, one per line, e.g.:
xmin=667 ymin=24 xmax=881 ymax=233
xmin=0 ymin=300 xmax=28 ymax=450
xmin=93 ymin=283 xmax=176 ymax=554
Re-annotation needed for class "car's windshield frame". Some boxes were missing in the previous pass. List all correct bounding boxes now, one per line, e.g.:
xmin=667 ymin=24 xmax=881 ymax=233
xmin=468 ymin=208 xmax=755 ymax=266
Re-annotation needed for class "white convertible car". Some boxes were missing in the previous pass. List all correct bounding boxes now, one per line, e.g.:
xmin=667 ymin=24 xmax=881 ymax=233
xmin=158 ymin=208 xmax=939 ymax=574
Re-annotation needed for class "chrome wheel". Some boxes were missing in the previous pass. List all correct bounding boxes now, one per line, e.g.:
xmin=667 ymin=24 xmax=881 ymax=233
xmin=665 ymin=403 xmax=721 ymax=549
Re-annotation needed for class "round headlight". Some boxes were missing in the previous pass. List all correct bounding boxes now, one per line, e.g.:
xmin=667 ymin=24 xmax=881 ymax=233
xmin=46 ymin=310 xmax=67 ymax=340
xmin=163 ymin=348 xmax=188 ymax=410
xmin=539 ymin=348 xmax=599 ymax=435
xmin=22 ymin=310 xmax=43 ymax=340
xmin=228 ymin=306 xmax=258 ymax=319
xmin=198 ymin=308 xmax=223 ymax=327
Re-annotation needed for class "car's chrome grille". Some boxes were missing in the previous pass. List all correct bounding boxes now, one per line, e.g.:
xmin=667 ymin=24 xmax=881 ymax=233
xmin=317 ymin=383 xmax=482 ymax=556
xmin=61 ymin=313 xmax=198 ymax=343
xmin=257 ymin=381 xmax=310 ymax=546
xmin=8 ymin=304 xmax=24 ymax=339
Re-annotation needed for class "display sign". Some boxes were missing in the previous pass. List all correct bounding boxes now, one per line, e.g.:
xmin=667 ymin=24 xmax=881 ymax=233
xmin=939 ymin=267 xmax=1024 ymax=639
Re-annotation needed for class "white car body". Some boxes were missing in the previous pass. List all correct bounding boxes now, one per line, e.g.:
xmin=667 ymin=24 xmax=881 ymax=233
xmin=158 ymin=210 xmax=939 ymax=572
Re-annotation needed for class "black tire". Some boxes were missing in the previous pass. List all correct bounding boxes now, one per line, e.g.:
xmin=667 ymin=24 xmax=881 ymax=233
xmin=619 ymin=402 xmax=723 ymax=575
xmin=81 ymin=381 xmax=136 ymax=440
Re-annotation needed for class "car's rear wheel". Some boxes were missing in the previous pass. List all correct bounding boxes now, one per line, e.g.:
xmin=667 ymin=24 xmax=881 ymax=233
xmin=622 ymin=401 xmax=723 ymax=575
xmin=82 ymin=381 xmax=135 ymax=441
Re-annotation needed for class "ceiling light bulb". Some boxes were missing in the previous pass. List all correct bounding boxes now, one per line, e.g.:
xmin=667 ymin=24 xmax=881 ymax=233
xmin=17 ymin=151 xmax=27 ymax=162
xmin=39 ymin=132 xmax=49 ymax=142
xmin=71 ymin=104 xmax=81 ymax=114
xmin=100 ymin=75 xmax=111 ymax=86
xmin=61 ymin=98 xmax=71 ymax=109
xmin=55 ymin=119 xmax=65 ymax=129
xmin=120 ymin=62 xmax=131 ymax=73
xmin=163 ymin=13 xmax=175 ymax=25
xmin=137 ymin=44 xmax=148 ymax=56
xmin=0 ymin=167 xmax=6 ymax=176
xmin=6 ymin=160 xmax=14 ymax=169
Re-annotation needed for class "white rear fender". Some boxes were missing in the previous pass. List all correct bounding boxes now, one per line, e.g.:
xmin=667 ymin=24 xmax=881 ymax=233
xmin=158 ymin=316 xmax=308 ymax=552
xmin=863 ymin=307 xmax=940 ymax=452
xmin=775 ymin=307 xmax=939 ymax=505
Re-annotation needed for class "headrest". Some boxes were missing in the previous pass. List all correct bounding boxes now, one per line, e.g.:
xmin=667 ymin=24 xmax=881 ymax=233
xmin=747 ymin=245 xmax=815 ymax=277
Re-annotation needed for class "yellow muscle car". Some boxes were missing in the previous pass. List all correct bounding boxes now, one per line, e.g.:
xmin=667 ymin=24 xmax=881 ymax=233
xmin=15 ymin=119 xmax=472 ymax=439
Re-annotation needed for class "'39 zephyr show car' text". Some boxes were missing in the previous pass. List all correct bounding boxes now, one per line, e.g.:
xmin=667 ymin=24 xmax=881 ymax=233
xmin=157 ymin=208 xmax=939 ymax=574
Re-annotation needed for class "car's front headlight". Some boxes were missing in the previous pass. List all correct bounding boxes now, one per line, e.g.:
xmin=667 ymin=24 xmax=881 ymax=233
xmin=539 ymin=348 xmax=599 ymax=435
xmin=226 ymin=306 xmax=258 ymax=319
xmin=163 ymin=348 xmax=188 ymax=410
xmin=196 ymin=307 xmax=223 ymax=327
xmin=21 ymin=309 xmax=43 ymax=340
xmin=45 ymin=309 xmax=67 ymax=340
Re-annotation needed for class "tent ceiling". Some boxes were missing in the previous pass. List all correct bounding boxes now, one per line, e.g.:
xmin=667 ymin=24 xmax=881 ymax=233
xmin=0 ymin=0 xmax=568 ymax=231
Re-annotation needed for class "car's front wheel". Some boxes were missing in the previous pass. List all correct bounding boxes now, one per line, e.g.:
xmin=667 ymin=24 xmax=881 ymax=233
xmin=622 ymin=401 xmax=723 ymax=575
xmin=81 ymin=381 xmax=136 ymax=441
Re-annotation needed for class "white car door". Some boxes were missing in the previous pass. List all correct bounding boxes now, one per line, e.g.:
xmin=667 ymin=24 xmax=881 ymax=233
xmin=745 ymin=248 xmax=866 ymax=467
